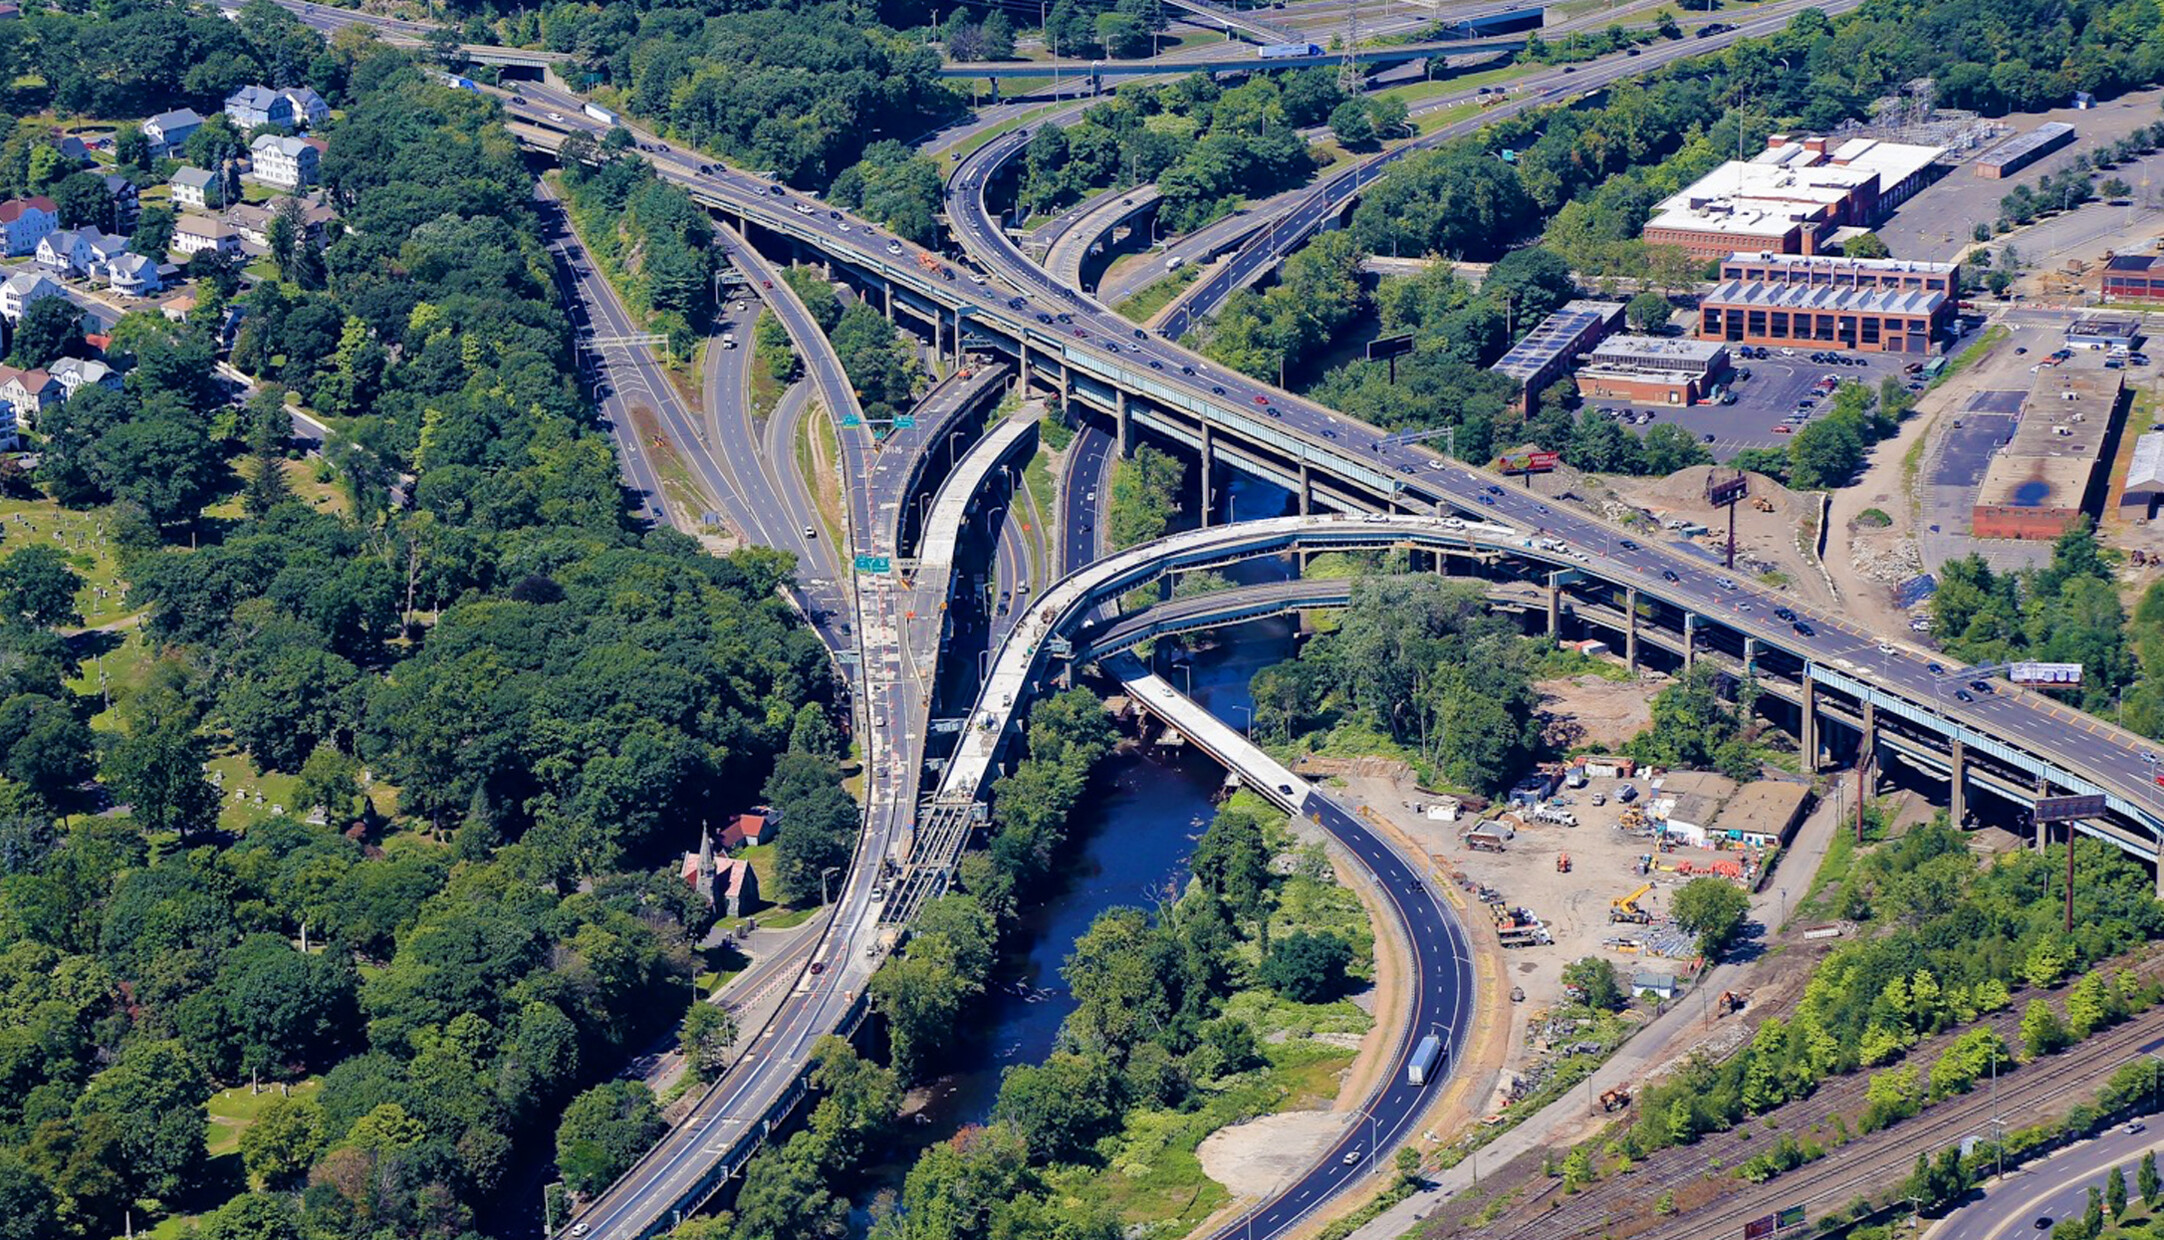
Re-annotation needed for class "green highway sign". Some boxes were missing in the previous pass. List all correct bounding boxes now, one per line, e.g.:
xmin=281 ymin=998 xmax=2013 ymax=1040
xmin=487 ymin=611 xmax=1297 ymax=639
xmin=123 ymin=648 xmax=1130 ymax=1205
xmin=853 ymin=555 xmax=892 ymax=573
xmin=895 ymin=415 xmax=917 ymax=429
xmin=841 ymin=414 xmax=863 ymax=427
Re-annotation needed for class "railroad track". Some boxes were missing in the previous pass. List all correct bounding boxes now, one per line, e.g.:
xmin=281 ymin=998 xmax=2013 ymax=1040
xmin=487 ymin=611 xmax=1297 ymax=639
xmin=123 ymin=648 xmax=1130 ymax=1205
xmin=1483 ymin=948 xmax=2164 ymax=1240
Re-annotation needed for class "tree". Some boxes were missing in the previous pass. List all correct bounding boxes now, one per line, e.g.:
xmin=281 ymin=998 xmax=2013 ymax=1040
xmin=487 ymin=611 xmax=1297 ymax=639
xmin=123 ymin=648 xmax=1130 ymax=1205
xmin=1330 ymin=98 xmax=1378 ymax=150
xmin=114 ymin=125 xmax=150 ymax=171
xmin=107 ymin=678 xmax=221 ymax=844
xmin=1626 ymin=290 xmax=1672 ymax=333
xmin=733 ymin=1133 xmax=848 ymax=1239
xmin=1842 ymin=232 xmax=1891 ymax=258
xmin=681 ymin=1002 xmax=738 ymax=1082
xmin=294 ymin=743 xmax=360 ymax=819
xmin=52 ymin=172 xmax=113 ymax=231
xmin=555 ymin=1081 xmax=666 ymax=1196
xmin=1190 ymin=806 xmax=1271 ymax=922
xmin=2109 ymin=1165 xmax=2129 ymax=1218
xmin=237 ymin=1096 xmax=325 ymax=1188
xmin=1562 ymin=956 xmax=1625 ymax=1010
xmin=2102 ymin=177 xmax=2134 ymax=200
xmin=8 ymin=296 xmax=82 ymax=369
xmin=1260 ymin=931 xmax=1353 ymax=1003
xmin=2020 ymin=998 xmax=2068 ymax=1059
xmin=2139 ymin=1149 xmax=2158 ymax=1207
xmin=1670 ymin=877 xmax=1750 ymax=957
xmin=197 ymin=1192 xmax=301 ymax=1240
xmin=0 ymin=546 xmax=83 ymax=628
xmin=994 ymin=1052 xmax=1117 ymax=1162
xmin=131 ymin=205 xmax=176 ymax=260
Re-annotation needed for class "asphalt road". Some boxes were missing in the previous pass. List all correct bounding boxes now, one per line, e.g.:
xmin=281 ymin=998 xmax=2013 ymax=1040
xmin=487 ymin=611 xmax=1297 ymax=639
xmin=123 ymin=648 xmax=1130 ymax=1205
xmin=1937 ymin=1117 xmax=2164 ymax=1240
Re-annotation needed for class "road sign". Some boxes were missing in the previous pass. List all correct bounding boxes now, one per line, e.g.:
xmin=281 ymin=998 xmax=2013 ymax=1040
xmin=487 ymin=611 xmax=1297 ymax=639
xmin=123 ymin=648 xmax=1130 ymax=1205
xmin=841 ymin=414 xmax=863 ymax=428
xmin=853 ymin=554 xmax=892 ymax=573
xmin=2035 ymin=794 xmax=2107 ymax=822
xmin=1707 ymin=472 xmax=1749 ymax=508
xmin=1495 ymin=450 xmax=1560 ymax=473
xmin=894 ymin=415 xmax=917 ymax=429
xmin=2011 ymin=661 xmax=2083 ymax=687
xmin=1775 ymin=1205 xmax=1806 ymax=1229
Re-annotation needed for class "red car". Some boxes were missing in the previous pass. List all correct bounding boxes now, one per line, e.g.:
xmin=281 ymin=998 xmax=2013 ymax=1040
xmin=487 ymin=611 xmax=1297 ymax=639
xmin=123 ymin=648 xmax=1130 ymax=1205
xmin=1072 ymin=328 xmax=1087 ymax=337
xmin=808 ymin=961 xmax=826 ymax=975
xmin=1773 ymin=425 xmax=1792 ymax=434
xmin=1252 ymin=395 xmax=1269 ymax=406
xmin=761 ymin=280 xmax=773 ymax=289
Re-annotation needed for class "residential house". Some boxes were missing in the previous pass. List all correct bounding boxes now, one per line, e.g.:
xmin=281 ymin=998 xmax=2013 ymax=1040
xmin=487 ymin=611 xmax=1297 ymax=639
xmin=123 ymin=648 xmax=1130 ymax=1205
xmin=49 ymin=358 xmax=118 ymax=401
xmin=0 ymin=270 xmax=63 ymax=320
xmin=225 ymin=85 xmax=295 ymax=131
xmin=226 ymin=196 xmax=338 ymax=248
xmin=51 ymin=135 xmax=89 ymax=165
xmin=173 ymin=215 xmax=241 ymax=258
xmin=36 ymin=227 xmax=126 ymax=277
xmin=99 ymin=174 xmax=139 ymax=232
xmin=171 ymin=167 xmax=219 ymax=211
xmin=249 ymin=133 xmax=321 ymax=191
xmin=0 ymin=196 xmax=57 ymax=257
xmin=158 ymin=292 xmax=197 ymax=323
xmin=104 ymin=253 xmax=160 ymax=298
xmin=0 ymin=395 xmax=14 ymax=450
xmin=717 ymin=809 xmax=774 ymax=851
xmin=0 ymin=4 xmax=23 ymax=19
xmin=281 ymin=87 xmax=330 ymax=128
xmin=0 ymin=365 xmax=60 ymax=435
xmin=143 ymin=108 xmax=204 ymax=157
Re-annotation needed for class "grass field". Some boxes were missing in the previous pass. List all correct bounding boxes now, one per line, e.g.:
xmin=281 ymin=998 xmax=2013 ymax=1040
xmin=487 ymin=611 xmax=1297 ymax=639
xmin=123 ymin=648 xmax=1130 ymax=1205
xmin=0 ymin=494 xmax=138 ymax=627
xmin=1116 ymin=262 xmax=1199 ymax=323
xmin=206 ymin=1077 xmax=324 ymax=1160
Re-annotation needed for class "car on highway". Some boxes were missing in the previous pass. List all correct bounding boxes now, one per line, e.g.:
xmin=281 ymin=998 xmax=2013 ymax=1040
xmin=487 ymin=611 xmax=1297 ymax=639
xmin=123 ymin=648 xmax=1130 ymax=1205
xmin=1662 ymin=569 xmax=1679 ymax=582
xmin=1715 ymin=577 xmax=1738 ymax=590
xmin=2034 ymin=1218 xmax=2052 ymax=1230
xmin=547 ymin=111 xmax=565 ymax=122
xmin=808 ymin=961 xmax=826 ymax=975
xmin=1620 ymin=539 xmax=1638 ymax=551
xmin=1956 ymin=689 xmax=1975 ymax=702
xmin=1876 ymin=642 xmax=1895 ymax=654
xmin=1342 ymin=1149 xmax=1362 ymax=1166
xmin=1927 ymin=662 xmax=1945 ymax=674
xmin=1072 ymin=328 xmax=1087 ymax=337
xmin=2127 ymin=1120 xmax=2147 ymax=1134
xmin=1132 ymin=328 xmax=1147 ymax=340
xmin=1774 ymin=607 xmax=1795 ymax=621
xmin=1969 ymin=680 xmax=1994 ymax=694
xmin=1252 ymin=395 xmax=1270 ymax=406
xmin=886 ymin=241 xmax=903 ymax=255
xmin=1476 ymin=494 xmax=1494 ymax=505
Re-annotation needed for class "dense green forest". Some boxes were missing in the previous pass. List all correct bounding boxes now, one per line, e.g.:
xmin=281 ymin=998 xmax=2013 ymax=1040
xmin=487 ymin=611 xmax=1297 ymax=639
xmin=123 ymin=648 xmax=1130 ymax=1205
xmin=0 ymin=17 xmax=842 ymax=1240
xmin=1248 ymin=576 xmax=1542 ymax=793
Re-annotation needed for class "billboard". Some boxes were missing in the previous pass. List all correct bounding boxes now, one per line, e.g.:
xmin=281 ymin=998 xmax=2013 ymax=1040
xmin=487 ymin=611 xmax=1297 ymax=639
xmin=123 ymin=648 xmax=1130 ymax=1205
xmin=1776 ymin=1205 xmax=1807 ymax=1229
xmin=2035 ymin=794 xmax=2107 ymax=822
xmin=1744 ymin=1215 xmax=1777 ymax=1240
xmin=2010 ymin=661 xmax=2083 ymax=687
xmin=1707 ymin=472 xmax=1750 ymax=508
xmin=1367 ymin=333 xmax=1414 ymax=361
xmin=1495 ymin=450 xmax=1561 ymax=473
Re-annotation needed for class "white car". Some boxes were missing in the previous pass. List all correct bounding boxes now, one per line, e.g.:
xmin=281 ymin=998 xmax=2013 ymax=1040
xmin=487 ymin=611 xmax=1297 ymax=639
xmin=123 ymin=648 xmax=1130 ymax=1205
xmin=547 ymin=111 xmax=565 ymax=123
xmin=886 ymin=241 xmax=903 ymax=256
xmin=838 ymin=222 xmax=851 ymax=233
xmin=1877 ymin=642 xmax=1895 ymax=655
xmin=970 ymin=273 xmax=988 ymax=285
xmin=794 ymin=203 xmax=815 ymax=215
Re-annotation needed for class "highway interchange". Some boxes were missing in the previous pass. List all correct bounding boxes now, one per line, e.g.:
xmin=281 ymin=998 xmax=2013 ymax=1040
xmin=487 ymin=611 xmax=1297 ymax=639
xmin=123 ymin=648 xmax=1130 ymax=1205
xmin=215 ymin=1 xmax=2164 ymax=1235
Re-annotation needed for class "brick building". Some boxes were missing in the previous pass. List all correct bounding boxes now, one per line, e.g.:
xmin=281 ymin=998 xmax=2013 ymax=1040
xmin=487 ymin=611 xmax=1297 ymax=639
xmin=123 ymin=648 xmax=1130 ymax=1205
xmin=1490 ymin=299 xmax=1625 ymax=414
xmin=1640 ymin=135 xmax=1943 ymax=260
xmin=1971 ymin=369 xmax=2123 ymax=540
xmin=1697 ymin=280 xmax=1949 ymax=354
xmin=1574 ymin=336 xmax=1729 ymax=406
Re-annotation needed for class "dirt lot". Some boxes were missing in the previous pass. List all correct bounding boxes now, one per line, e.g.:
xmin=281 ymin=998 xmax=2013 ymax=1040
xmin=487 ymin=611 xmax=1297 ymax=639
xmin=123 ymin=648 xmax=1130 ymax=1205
xmin=1535 ymin=671 xmax=1658 ymax=751
xmin=1607 ymin=465 xmax=1841 ymax=610
xmin=1336 ymin=763 xmax=1794 ymax=1112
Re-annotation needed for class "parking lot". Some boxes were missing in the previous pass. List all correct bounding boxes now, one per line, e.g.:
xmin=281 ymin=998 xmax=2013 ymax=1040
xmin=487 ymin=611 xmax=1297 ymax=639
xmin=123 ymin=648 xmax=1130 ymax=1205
xmin=1585 ymin=347 xmax=1924 ymax=460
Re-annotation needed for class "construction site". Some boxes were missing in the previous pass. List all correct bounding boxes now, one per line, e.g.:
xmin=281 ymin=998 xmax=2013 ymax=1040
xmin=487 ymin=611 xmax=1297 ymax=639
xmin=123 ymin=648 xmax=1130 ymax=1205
xmin=1348 ymin=755 xmax=1810 ymax=1118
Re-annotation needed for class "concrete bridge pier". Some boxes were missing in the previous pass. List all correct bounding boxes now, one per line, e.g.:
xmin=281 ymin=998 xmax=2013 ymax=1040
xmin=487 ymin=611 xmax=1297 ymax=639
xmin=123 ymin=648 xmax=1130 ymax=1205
xmin=1199 ymin=422 xmax=1216 ymax=526
xmin=1544 ymin=572 xmax=1561 ymax=638
xmin=2035 ymin=776 xmax=2051 ymax=850
xmin=1860 ymin=698 xmax=1878 ymax=781
xmin=1949 ymin=737 xmax=1966 ymax=826
xmin=1116 ymin=389 xmax=1132 ymax=456
xmin=1624 ymin=587 xmax=1639 ymax=671
xmin=1743 ymin=636 xmax=1758 ymax=681
xmin=1800 ymin=673 xmax=1818 ymax=773
xmin=882 ymin=281 xmax=894 ymax=322
xmin=1682 ymin=612 xmax=1697 ymax=669
xmin=1016 ymin=339 xmax=1034 ymax=397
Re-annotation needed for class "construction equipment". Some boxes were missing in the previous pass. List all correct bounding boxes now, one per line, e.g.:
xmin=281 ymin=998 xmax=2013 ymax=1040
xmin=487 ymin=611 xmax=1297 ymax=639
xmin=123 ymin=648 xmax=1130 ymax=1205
xmin=1556 ymin=852 xmax=1572 ymax=873
xmin=1714 ymin=990 xmax=1748 ymax=1017
xmin=1599 ymin=1086 xmax=1632 ymax=1112
xmin=1609 ymin=882 xmax=1653 ymax=925
xmin=1751 ymin=496 xmax=1774 ymax=513
xmin=915 ymin=252 xmax=947 ymax=276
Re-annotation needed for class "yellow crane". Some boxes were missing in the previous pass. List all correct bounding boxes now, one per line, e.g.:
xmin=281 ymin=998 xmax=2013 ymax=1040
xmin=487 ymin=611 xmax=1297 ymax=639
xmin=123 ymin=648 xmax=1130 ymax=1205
xmin=1610 ymin=882 xmax=1654 ymax=924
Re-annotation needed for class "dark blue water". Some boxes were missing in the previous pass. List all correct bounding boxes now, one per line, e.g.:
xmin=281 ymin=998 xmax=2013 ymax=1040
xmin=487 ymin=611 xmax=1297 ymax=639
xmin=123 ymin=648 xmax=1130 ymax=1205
xmin=902 ymin=470 xmax=1299 ymax=1134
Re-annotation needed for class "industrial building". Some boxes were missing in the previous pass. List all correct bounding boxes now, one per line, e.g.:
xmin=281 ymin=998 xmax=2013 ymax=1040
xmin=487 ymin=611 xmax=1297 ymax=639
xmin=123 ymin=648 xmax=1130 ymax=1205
xmin=1971 ymin=368 xmax=2124 ymax=540
xmin=1574 ymin=335 xmax=1729 ymax=406
xmin=1640 ymin=134 xmax=1945 ymax=260
xmin=1974 ymin=121 xmax=2076 ymax=179
xmin=1491 ymin=299 xmax=1625 ymax=414
xmin=2102 ymin=254 xmax=2164 ymax=302
xmin=2121 ymin=431 xmax=2164 ymax=520
xmin=1718 ymin=251 xmax=1959 ymax=294
xmin=1696 ymin=279 xmax=1949 ymax=354
xmin=2066 ymin=316 xmax=2141 ymax=351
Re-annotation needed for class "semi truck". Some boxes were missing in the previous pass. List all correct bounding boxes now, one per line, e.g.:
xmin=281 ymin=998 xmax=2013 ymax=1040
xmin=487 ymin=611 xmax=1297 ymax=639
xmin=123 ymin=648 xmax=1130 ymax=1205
xmin=1257 ymin=41 xmax=1324 ymax=59
xmin=584 ymin=102 xmax=618 ymax=126
xmin=1407 ymin=1034 xmax=1445 ymax=1086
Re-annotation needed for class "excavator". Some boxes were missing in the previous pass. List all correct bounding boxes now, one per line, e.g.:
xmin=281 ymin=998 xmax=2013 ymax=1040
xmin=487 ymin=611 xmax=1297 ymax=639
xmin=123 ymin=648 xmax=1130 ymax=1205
xmin=1609 ymin=882 xmax=1653 ymax=925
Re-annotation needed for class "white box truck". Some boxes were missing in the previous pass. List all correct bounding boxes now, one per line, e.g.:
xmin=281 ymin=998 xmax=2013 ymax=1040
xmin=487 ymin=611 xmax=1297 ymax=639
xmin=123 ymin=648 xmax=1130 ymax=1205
xmin=1407 ymin=1034 xmax=1444 ymax=1086
xmin=584 ymin=102 xmax=618 ymax=126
